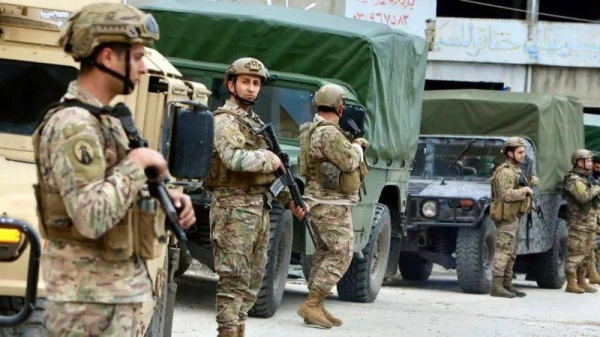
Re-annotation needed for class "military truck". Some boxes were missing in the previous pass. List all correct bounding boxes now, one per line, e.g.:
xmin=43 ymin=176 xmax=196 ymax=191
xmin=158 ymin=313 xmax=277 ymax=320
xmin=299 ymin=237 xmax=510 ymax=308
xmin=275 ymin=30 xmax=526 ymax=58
xmin=399 ymin=89 xmax=582 ymax=293
xmin=0 ymin=1 xmax=212 ymax=335
xmin=141 ymin=0 xmax=428 ymax=316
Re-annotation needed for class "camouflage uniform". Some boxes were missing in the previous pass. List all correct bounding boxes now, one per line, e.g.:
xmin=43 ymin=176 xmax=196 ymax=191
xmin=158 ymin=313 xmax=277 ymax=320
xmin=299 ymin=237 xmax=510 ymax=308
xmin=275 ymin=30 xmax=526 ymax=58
xmin=300 ymin=115 xmax=362 ymax=295
xmin=37 ymin=81 xmax=152 ymax=336
xmin=205 ymin=97 xmax=288 ymax=332
xmin=490 ymin=161 xmax=529 ymax=280
xmin=564 ymin=168 xmax=600 ymax=276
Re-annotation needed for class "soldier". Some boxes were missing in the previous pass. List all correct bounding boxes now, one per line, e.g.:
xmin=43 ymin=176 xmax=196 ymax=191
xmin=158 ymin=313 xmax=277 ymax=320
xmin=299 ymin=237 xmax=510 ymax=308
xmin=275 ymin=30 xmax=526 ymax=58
xmin=564 ymin=149 xmax=600 ymax=293
xmin=296 ymin=84 xmax=368 ymax=328
xmin=203 ymin=57 xmax=306 ymax=337
xmin=33 ymin=3 xmax=196 ymax=336
xmin=589 ymin=155 xmax=600 ymax=285
xmin=489 ymin=137 xmax=533 ymax=298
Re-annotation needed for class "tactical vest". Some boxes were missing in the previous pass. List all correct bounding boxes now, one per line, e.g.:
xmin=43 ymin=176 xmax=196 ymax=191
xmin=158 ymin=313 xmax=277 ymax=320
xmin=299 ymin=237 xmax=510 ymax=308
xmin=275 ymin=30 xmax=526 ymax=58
xmin=563 ymin=172 xmax=594 ymax=215
xmin=490 ymin=162 xmax=531 ymax=222
xmin=298 ymin=121 xmax=366 ymax=195
xmin=203 ymin=109 xmax=276 ymax=193
xmin=32 ymin=100 xmax=165 ymax=262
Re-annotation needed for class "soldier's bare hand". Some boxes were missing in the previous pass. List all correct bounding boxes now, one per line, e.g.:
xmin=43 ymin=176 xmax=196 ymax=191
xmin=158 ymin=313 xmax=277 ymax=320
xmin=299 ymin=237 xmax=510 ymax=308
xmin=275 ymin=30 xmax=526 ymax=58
xmin=128 ymin=148 xmax=167 ymax=181
xmin=353 ymin=137 xmax=369 ymax=149
xmin=268 ymin=152 xmax=285 ymax=173
xmin=523 ymin=187 xmax=534 ymax=196
xmin=167 ymin=190 xmax=195 ymax=229
xmin=289 ymin=200 xmax=310 ymax=220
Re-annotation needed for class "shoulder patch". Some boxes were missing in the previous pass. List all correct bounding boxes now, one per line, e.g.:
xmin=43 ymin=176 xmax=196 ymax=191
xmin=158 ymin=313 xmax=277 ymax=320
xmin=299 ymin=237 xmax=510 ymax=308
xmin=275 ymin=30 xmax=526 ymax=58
xmin=60 ymin=132 xmax=105 ymax=181
xmin=223 ymin=126 xmax=246 ymax=149
xmin=73 ymin=139 xmax=95 ymax=165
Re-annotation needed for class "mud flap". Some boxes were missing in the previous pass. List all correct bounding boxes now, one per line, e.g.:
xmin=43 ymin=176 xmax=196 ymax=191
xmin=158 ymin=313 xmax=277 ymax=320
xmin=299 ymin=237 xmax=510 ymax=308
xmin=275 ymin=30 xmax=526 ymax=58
xmin=164 ymin=246 xmax=180 ymax=337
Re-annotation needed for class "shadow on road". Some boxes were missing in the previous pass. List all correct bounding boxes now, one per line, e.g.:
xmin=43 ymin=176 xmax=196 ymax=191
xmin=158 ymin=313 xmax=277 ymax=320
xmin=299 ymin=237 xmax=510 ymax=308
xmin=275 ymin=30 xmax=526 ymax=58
xmin=175 ymin=274 xmax=217 ymax=311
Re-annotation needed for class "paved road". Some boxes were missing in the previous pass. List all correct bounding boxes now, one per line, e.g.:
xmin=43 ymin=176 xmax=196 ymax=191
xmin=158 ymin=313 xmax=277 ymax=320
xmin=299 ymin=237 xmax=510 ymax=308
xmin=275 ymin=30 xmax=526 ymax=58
xmin=172 ymin=264 xmax=600 ymax=337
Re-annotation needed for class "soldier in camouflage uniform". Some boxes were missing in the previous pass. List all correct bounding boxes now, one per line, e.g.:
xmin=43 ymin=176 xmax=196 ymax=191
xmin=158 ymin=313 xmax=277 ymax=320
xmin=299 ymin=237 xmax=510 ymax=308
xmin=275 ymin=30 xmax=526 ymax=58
xmin=589 ymin=155 xmax=600 ymax=284
xmin=489 ymin=137 xmax=534 ymax=298
xmin=34 ymin=3 xmax=195 ymax=336
xmin=564 ymin=149 xmax=600 ymax=293
xmin=296 ymin=84 xmax=368 ymax=328
xmin=203 ymin=58 xmax=306 ymax=337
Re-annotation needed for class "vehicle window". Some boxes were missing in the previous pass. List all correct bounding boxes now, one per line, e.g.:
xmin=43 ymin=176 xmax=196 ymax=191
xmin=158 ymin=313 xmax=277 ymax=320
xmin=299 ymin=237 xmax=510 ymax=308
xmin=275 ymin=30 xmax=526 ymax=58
xmin=0 ymin=59 xmax=78 ymax=135
xmin=412 ymin=137 xmax=506 ymax=180
xmin=209 ymin=78 xmax=316 ymax=139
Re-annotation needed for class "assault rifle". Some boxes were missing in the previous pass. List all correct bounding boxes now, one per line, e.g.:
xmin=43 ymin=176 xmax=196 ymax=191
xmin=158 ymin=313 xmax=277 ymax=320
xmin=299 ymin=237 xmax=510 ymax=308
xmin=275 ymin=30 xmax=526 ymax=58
xmin=111 ymin=103 xmax=188 ymax=243
xmin=518 ymin=173 xmax=543 ymax=250
xmin=257 ymin=123 xmax=316 ymax=246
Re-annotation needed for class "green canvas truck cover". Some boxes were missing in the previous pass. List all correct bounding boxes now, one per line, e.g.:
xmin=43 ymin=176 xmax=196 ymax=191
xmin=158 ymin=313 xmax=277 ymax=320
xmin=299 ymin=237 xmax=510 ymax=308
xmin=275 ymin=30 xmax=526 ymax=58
xmin=421 ymin=90 xmax=584 ymax=194
xmin=141 ymin=0 xmax=428 ymax=165
xmin=584 ymin=114 xmax=600 ymax=153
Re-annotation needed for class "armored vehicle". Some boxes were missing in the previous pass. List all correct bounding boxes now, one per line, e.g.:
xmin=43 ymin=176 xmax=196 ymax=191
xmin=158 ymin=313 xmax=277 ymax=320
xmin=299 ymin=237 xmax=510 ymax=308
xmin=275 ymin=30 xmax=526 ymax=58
xmin=0 ymin=1 xmax=212 ymax=335
xmin=399 ymin=90 xmax=582 ymax=293
xmin=142 ymin=0 xmax=428 ymax=316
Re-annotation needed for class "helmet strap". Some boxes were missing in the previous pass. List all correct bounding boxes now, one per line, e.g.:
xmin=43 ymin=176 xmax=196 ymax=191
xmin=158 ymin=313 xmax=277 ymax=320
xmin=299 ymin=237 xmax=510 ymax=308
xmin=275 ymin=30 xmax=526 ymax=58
xmin=86 ymin=48 xmax=134 ymax=95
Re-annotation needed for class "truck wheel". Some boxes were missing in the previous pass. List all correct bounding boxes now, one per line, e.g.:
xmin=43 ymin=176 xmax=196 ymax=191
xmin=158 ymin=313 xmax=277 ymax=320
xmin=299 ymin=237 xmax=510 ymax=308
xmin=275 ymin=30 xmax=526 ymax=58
xmin=145 ymin=252 xmax=170 ymax=337
xmin=456 ymin=217 xmax=496 ymax=294
xmin=300 ymin=254 xmax=313 ymax=282
xmin=0 ymin=297 xmax=45 ymax=337
xmin=399 ymin=254 xmax=433 ymax=281
xmin=249 ymin=202 xmax=293 ymax=318
xmin=337 ymin=203 xmax=391 ymax=303
xmin=536 ymin=218 xmax=567 ymax=289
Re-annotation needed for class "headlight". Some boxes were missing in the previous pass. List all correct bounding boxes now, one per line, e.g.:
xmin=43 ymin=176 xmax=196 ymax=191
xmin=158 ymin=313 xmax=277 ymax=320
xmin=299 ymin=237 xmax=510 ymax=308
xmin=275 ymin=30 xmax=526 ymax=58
xmin=422 ymin=200 xmax=437 ymax=218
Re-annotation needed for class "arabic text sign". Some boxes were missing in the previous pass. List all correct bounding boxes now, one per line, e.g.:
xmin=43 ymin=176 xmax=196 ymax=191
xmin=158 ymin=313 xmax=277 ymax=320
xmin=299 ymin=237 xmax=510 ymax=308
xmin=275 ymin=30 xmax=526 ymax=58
xmin=345 ymin=0 xmax=436 ymax=38
xmin=429 ymin=18 xmax=600 ymax=67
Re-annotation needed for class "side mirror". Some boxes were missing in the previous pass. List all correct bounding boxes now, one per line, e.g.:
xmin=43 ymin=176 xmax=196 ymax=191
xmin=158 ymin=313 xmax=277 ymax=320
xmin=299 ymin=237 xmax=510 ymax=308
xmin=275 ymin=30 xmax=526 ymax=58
xmin=341 ymin=104 xmax=366 ymax=138
xmin=160 ymin=101 xmax=214 ymax=180
xmin=0 ymin=216 xmax=41 ymax=327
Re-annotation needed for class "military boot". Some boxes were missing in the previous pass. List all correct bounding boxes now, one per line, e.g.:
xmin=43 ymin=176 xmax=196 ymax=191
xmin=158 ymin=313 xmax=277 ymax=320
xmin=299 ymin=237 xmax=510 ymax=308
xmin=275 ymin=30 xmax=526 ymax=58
xmin=503 ymin=279 xmax=527 ymax=297
xmin=577 ymin=267 xmax=598 ymax=293
xmin=587 ymin=264 xmax=600 ymax=285
xmin=566 ymin=271 xmax=585 ymax=294
xmin=217 ymin=326 xmax=238 ymax=337
xmin=490 ymin=277 xmax=515 ymax=298
xmin=304 ymin=293 xmax=342 ymax=326
xmin=297 ymin=290 xmax=333 ymax=328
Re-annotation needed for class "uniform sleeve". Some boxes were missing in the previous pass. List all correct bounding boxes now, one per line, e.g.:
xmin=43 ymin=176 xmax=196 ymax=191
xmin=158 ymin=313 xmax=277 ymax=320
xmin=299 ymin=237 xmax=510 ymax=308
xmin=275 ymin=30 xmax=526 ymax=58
xmin=319 ymin=127 xmax=362 ymax=173
xmin=48 ymin=110 xmax=146 ymax=239
xmin=496 ymin=169 xmax=528 ymax=202
xmin=564 ymin=177 xmax=600 ymax=204
xmin=214 ymin=115 xmax=279 ymax=173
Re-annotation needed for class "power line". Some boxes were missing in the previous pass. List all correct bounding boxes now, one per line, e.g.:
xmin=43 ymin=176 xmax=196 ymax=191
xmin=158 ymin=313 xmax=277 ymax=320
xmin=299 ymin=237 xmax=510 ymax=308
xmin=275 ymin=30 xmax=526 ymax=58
xmin=459 ymin=0 xmax=598 ymax=23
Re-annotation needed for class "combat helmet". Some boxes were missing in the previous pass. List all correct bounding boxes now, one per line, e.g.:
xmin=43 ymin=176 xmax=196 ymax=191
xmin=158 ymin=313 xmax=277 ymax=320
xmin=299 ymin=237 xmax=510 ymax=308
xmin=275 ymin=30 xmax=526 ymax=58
xmin=501 ymin=137 xmax=526 ymax=154
xmin=224 ymin=58 xmax=269 ymax=84
xmin=571 ymin=149 xmax=592 ymax=166
xmin=224 ymin=58 xmax=268 ymax=106
xmin=59 ymin=3 xmax=159 ymax=94
xmin=314 ymin=84 xmax=347 ymax=111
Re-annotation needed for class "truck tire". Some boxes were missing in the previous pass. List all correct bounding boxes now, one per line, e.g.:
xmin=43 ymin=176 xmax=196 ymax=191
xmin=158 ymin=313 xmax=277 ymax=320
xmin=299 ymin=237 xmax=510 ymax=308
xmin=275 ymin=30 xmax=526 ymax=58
xmin=456 ymin=217 xmax=496 ymax=294
xmin=249 ymin=202 xmax=293 ymax=318
xmin=145 ymin=253 xmax=170 ymax=337
xmin=399 ymin=254 xmax=433 ymax=281
xmin=0 ymin=297 xmax=45 ymax=337
xmin=337 ymin=203 xmax=391 ymax=303
xmin=536 ymin=218 xmax=567 ymax=289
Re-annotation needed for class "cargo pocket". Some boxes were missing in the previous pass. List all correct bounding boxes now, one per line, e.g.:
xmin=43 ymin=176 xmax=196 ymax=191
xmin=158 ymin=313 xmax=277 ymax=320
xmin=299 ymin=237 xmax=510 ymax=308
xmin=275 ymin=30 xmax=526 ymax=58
xmin=101 ymin=210 xmax=134 ymax=262
xmin=133 ymin=198 xmax=166 ymax=260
